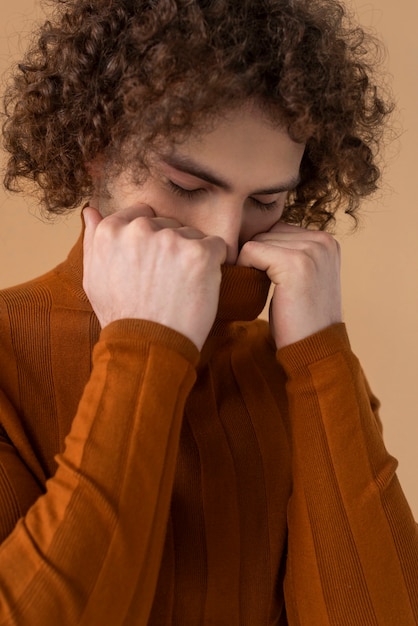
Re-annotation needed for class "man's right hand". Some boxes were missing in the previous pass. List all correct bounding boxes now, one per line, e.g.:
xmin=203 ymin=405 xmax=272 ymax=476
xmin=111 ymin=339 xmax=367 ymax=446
xmin=82 ymin=205 xmax=227 ymax=351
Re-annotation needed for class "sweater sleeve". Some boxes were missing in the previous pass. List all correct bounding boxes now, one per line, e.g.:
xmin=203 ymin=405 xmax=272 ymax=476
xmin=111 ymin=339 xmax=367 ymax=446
xmin=276 ymin=323 xmax=418 ymax=626
xmin=0 ymin=318 xmax=198 ymax=626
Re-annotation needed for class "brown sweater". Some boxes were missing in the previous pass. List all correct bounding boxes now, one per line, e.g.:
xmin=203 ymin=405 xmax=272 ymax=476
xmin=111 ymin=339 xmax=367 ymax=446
xmin=0 ymin=233 xmax=416 ymax=626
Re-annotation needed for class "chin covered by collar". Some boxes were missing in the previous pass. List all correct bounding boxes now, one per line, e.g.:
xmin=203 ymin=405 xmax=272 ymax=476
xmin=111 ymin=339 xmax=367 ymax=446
xmin=65 ymin=230 xmax=271 ymax=326
xmin=216 ymin=264 xmax=271 ymax=323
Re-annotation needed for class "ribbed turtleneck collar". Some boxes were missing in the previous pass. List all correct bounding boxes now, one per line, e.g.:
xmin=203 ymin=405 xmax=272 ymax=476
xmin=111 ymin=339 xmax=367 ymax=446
xmin=60 ymin=230 xmax=271 ymax=333
xmin=215 ymin=264 xmax=270 ymax=324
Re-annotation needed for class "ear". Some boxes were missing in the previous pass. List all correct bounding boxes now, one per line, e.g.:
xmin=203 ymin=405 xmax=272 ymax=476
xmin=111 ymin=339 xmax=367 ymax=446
xmin=85 ymin=154 xmax=105 ymax=178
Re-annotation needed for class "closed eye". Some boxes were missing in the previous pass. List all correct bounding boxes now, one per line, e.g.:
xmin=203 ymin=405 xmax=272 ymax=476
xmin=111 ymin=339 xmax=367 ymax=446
xmin=167 ymin=178 xmax=283 ymax=211
xmin=167 ymin=180 xmax=206 ymax=200
xmin=249 ymin=197 xmax=281 ymax=211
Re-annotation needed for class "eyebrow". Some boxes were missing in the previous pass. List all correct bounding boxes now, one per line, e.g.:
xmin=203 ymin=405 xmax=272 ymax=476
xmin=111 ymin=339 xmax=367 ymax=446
xmin=161 ymin=153 xmax=301 ymax=195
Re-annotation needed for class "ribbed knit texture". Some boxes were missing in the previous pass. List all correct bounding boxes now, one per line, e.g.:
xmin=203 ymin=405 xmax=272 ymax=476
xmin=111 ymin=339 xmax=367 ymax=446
xmin=0 ymin=233 xmax=416 ymax=625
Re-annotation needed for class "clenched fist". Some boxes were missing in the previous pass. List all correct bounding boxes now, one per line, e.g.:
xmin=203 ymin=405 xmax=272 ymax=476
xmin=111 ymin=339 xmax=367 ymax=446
xmin=238 ymin=222 xmax=342 ymax=349
xmin=83 ymin=205 xmax=227 ymax=350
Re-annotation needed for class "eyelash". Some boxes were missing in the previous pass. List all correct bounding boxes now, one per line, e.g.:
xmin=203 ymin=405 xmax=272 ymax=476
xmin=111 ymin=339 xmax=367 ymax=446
xmin=167 ymin=180 xmax=280 ymax=212
xmin=167 ymin=180 xmax=206 ymax=201
xmin=251 ymin=198 xmax=280 ymax=212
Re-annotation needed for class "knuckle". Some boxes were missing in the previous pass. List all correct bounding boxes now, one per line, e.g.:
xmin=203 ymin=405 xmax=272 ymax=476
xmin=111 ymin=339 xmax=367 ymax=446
xmin=293 ymin=249 xmax=316 ymax=273
xmin=297 ymin=252 xmax=312 ymax=271
xmin=240 ymin=240 xmax=256 ymax=254
xmin=314 ymin=230 xmax=336 ymax=248
xmin=185 ymin=239 xmax=222 ymax=271
xmin=183 ymin=239 xmax=209 ymax=265
xmin=131 ymin=215 xmax=154 ymax=234
xmin=95 ymin=216 xmax=119 ymax=242
xmin=157 ymin=226 xmax=179 ymax=250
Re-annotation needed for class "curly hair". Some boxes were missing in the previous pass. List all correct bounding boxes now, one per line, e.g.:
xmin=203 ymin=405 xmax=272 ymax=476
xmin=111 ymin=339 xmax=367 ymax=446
xmin=2 ymin=0 xmax=392 ymax=228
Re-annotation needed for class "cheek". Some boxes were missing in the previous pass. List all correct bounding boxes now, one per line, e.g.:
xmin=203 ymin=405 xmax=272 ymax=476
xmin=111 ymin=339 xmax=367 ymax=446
xmin=127 ymin=189 xmax=171 ymax=219
xmin=152 ymin=200 xmax=190 ymax=224
xmin=240 ymin=207 xmax=284 ymax=243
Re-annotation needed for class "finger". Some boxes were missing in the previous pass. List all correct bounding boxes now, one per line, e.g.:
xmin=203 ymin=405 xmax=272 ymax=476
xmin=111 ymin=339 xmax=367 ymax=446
xmin=148 ymin=221 xmax=224 ymax=247
xmin=129 ymin=218 xmax=205 ymax=238
xmin=175 ymin=225 xmax=207 ymax=240
xmin=252 ymin=226 xmax=339 ymax=251
xmin=253 ymin=227 xmax=319 ymax=244
xmin=106 ymin=203 xmax=156 ymax=224
xmin=267 ymin=221 xmax=309 ymax=234
xmin=143 ymin=216 xmax=185 ymax=231
xmin=194 ymin=234 xmax=228 ymax=265
xmin=236 ymin=240 xmax=282 ymax=270
xmin=247 ymin=237 xmax=328 ymax=253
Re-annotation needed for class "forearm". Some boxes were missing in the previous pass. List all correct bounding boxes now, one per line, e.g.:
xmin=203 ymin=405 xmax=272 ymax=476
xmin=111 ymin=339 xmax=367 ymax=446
xmin=278 ymin=324 xmax=418 ymax=626
xmin=0 ymin=319 xmax=198 ymax=626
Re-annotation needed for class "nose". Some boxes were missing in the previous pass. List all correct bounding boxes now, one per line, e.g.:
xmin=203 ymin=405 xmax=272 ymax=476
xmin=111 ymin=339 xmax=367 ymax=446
xmin=197 ymin=200 xmax=244 ymax=264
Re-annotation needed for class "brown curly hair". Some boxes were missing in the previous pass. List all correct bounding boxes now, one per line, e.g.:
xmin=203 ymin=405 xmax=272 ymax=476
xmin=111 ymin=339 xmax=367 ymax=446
xmin=2 ymin=0 xmax=392 ymax=228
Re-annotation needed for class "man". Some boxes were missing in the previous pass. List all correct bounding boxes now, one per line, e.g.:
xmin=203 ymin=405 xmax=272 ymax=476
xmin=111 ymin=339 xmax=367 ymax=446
xmin=0 ymin=0 xmax=416 ymax=624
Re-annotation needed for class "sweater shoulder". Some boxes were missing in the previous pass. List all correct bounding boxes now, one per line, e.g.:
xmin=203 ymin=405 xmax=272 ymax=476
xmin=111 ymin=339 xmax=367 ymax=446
xmin=0 ymin=260 xmax=89 ymax=324
xmin=0 ymin=266 xmax=63 ymax=311
xmin=0 ymin=255 xmax=93 ymax=384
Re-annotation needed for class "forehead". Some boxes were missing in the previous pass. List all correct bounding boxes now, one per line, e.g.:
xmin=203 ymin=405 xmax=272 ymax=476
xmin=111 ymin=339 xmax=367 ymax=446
xmin=159 ymin=106 xmax=305 ymax=189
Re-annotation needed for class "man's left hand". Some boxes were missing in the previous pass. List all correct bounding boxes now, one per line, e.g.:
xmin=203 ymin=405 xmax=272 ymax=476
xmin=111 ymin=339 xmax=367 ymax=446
xmin=237 ymin=222 xmax=342 ymax=349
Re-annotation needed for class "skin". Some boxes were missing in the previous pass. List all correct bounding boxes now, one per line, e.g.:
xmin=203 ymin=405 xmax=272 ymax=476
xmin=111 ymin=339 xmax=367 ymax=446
xmin=83 ymin=105 xmax=342 ymax=351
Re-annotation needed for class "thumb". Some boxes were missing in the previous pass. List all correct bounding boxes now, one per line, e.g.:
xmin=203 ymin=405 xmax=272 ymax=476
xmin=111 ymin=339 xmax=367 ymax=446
xmin=83 ymin=206 xmax=102 ymax=258
xmin=236 ymin=240 xmax=258 ymax=269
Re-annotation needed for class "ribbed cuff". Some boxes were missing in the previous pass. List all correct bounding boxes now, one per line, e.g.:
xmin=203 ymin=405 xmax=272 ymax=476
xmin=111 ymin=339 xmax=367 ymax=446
xmin=99 ymin=318 xmax=200 ymax=367
xmin=276 ymin=323 xmax=353 ymax=375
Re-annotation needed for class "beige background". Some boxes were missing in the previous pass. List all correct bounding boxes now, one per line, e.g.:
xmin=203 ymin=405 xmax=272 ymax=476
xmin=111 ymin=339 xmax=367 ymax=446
xmin=0 ymin=1 xmax=416 ymax=517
